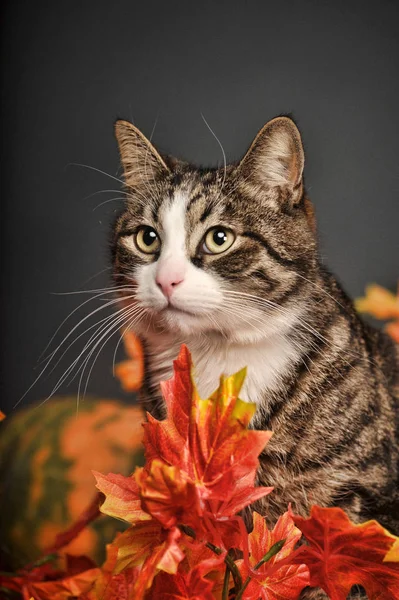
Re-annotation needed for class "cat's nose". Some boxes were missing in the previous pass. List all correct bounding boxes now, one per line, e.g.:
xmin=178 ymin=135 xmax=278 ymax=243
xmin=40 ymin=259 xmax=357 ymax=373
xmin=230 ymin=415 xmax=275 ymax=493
xmin=156 ymin=274 xmax=184 ymax=299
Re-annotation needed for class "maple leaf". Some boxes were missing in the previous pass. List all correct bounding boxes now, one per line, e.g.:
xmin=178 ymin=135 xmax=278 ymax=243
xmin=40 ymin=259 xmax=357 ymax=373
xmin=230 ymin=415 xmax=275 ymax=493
xmin=385 ymin=319 xmax=399 ymax=343
xmin=28 ymin=565 xmax=99 ymax=600
xmin=146 ymin=541 xmax=226 ymax=600
xmin=142 ymin=346 xmax=273 ymax=539
xmin=93 ymin=470 xmax=150 ymax=522
xmin=114 ymin=330 xmax=144 ymax=392
xmin=237 ymin=511 xmax=310 ymax=600
xmin=0 ymin=555 xmax=100 ymax=600
xmin=144 ymin=347 xmax=272 ymax=488
xmin=292 ymin=505 xmax=399 ymax=600
xmin=355 ymin=283 xmax=399 ymax=320
xmin=94 ymin=468 xmax=188 ymax=589
xmin=96 ymin=345 xmax=272 ymax=551
xmin=111 ymin=522 xmax=185 ymax=598
xmin=81 ymin=541 xmax=138 ymax=600
xmin=385 ymin=537 xmax=399 ymax=563
xmin=146 ymin=567 xmax=216 ymax=600
xmin=136 ymin=459 xmax=202 ymax=530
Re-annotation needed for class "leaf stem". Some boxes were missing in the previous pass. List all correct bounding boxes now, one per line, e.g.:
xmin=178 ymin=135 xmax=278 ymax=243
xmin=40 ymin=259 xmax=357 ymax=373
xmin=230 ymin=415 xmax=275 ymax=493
xmin=178 ymin=524 xmax=244 ymax=592
xmin=222 ymin=564 xmax=231 ymax=600
xmin=205 ymin=541 xmax=222 ymax=555
xmin=206 ymin=543 xmax=243 ymax=591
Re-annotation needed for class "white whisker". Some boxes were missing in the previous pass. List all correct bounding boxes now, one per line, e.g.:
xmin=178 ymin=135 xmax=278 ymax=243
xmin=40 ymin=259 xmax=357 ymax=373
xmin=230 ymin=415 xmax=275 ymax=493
xmin=82 ymin=188 xmax=126 ymax=201
xmin=79 ymin=307 xmax=148 ymax=404
xmin=38 ymin=287 xmax=135 ymax=361
xmin=44 ymin=304 xmax=142 ymax=403
xmin=92 ymin=197 xmax=126 ymax=211
xmin=67 ymin=162 xmax=125 ymax=186
xmin=201 ymin=112 xmax=227 ymax=204
xmin=41 ymin=299 xmax=137 ymax=378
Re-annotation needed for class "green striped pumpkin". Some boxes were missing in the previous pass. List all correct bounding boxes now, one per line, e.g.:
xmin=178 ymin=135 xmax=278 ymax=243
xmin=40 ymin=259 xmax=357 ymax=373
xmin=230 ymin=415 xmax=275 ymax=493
xmin=0 ymin=396 xmax=144 ymax=570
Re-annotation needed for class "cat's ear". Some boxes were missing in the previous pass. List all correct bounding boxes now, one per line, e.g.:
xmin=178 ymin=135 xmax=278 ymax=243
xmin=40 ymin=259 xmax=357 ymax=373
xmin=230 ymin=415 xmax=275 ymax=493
xmin=239 ymin=116 xmax=304 ymax=203
xmin=114 ymin=120 xmax=170 ymax=188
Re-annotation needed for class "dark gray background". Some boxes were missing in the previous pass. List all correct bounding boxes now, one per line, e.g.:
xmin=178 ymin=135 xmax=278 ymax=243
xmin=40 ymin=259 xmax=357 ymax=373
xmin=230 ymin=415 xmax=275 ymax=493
xmin=1 ymin=0 xmax=398 ymax=413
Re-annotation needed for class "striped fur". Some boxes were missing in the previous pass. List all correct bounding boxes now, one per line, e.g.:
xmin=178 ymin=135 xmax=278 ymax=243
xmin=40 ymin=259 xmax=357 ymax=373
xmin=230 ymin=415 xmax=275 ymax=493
xmin=111 ymin=116 xmax=399 ymax=558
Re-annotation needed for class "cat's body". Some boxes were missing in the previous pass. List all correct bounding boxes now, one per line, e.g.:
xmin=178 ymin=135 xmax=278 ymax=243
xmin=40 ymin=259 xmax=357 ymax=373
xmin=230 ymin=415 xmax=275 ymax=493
xmin=140 ymin=257 xmax=399 ymax=536
xmin=111 ymin=116 xmax=399 ymax=549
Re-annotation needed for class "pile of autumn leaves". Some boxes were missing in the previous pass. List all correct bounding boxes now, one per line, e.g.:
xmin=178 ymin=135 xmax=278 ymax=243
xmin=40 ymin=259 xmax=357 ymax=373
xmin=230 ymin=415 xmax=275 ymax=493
xmin=2 ymin=347 xmax=399 ymax=600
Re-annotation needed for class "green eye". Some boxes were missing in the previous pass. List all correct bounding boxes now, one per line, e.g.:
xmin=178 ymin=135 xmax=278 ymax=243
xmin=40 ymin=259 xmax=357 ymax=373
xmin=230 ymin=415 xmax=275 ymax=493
xmin=203 ymin=227 xmax=235 ymax=255
xmin=135 ymin=226 xmax=160 ymax=254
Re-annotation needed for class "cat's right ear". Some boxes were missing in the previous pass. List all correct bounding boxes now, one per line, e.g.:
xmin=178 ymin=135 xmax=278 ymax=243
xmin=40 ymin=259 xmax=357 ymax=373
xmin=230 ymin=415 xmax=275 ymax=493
xmin=114 ymin=120 xmax=170 ymax=189
xmin=238 ymin=117 xmax=305 ymax=205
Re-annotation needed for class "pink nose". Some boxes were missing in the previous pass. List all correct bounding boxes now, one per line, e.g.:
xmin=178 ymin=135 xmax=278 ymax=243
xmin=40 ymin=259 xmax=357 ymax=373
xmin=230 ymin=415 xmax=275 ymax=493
xmin=156 ymin=274 xmax=184 ymax=299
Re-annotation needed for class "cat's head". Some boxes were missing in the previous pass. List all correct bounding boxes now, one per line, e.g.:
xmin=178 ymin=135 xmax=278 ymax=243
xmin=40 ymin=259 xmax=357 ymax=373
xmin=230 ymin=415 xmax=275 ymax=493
xmin=111 ymin=116 xmax=318 ymax=343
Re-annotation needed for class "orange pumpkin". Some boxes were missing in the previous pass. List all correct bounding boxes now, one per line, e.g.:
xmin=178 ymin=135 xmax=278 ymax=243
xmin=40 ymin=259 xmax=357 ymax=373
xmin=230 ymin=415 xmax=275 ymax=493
xmin=0 ymin=397 xmax=144 ymax=570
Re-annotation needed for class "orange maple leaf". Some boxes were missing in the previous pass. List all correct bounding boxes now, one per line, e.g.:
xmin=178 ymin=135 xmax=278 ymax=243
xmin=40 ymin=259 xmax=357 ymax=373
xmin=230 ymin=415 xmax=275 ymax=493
xmin=93 ymin=471 xmax=150 ymax=523
xmin=32 ymin=543 xmax=138 ymax=600
xmin=385 ymin=319 xmax=399 ymax=343
xmin=237 ymin=511 xmax=310 ymax=600
xmin=93 ymin=471 xmax=188 ymax=595
xmin=112 ymin=521 xmax=185 ymax=597
xmin=28 ymin=565 xmax=99 ymax=600
xmin=142 ymin=346 xmax=273 ymax=522
xmin=1 ymin=555 xmax=100 ymax=600
xmin=355 ymin=283 xmax=399 ymax=321
xmin=136 ymin=459 xmax=202 ymax=530
xmin=96 ymin=345 xmax=272 ymax=551
xmin=292 ymin=505 xmax=399 ymax=600
xmin=114 ymin=330 xmax=144 ymax=392
xmin=80 ymin=537 xmax=142 ymax=600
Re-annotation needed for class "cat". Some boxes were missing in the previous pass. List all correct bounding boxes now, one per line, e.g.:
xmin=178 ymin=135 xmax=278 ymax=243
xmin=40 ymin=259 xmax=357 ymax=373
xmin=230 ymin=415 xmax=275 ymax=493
xmin=111 ymin=116 xmax=399 ymax=598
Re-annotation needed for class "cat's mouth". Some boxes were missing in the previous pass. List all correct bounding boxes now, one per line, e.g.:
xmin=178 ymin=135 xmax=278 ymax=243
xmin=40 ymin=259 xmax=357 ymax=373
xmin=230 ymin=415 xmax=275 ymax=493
xmin=162 ymin=304 xmax=197 ymax=317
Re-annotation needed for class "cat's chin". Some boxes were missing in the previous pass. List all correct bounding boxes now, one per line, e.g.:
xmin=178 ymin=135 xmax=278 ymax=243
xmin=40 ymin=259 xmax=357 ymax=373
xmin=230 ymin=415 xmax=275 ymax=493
xmin=156 ymin=307 xmax=271 ymax=344
xmin=160 ymin=306 xmax=218 ymax=335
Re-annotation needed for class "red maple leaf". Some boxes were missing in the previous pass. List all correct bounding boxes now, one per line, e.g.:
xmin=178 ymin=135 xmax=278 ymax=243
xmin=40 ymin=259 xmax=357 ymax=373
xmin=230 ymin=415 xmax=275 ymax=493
xmin=237 ymin=511 xmax=310 ymax=599
xmin=136 ymin=459 xmax=202 ymax=530
xmin=110 ymin=521 xmax=185 ymax=597
xmin=143 ymin=346 xmax=272 ymax=493
xmin=28 ymin=564 xmax=99 ymax=600
xmin=292 ymin=505 xmax=399 ymax=600
xmin=146 ymin=542 xmax=227 ymax=600
xmin=146 ymin=567 xmax=216 ymax=600
xmin=141 ymin=345 xmax=273 ymax=541
xmin=0 ymin=555 xmax=100 ymax=600
xmin=81 ymin=541 xmax=139 ymax=600
xmin=95 ymin=345 xmax=272 ymax=551
xmin=26 ymin=543 xmax=139 ymax=600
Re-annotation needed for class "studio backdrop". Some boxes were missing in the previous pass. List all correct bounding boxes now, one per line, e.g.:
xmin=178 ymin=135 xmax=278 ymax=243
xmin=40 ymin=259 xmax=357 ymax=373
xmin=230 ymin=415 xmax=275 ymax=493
xmin=1 ymin=0 xmax=398 ymax=412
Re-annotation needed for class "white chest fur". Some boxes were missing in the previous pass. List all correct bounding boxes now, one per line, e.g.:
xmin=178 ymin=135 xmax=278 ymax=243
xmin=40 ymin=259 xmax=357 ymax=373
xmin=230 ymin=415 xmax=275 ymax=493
xmin=144 ymin=330 xmax=301 ymax=405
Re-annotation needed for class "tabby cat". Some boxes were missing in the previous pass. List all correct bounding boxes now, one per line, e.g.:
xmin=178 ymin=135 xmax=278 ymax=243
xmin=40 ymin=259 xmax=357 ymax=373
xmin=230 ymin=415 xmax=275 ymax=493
xmin=111 ymin=116 xmax=399 ymax=598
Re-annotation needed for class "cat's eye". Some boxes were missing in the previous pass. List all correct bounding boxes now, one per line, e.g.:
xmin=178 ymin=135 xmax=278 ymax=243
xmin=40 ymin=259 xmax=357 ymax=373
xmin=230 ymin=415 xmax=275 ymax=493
xmin=202 ymin=227 xmax=235 ymax=255
xmin=135 ymin=226 xmax=161 ymax=254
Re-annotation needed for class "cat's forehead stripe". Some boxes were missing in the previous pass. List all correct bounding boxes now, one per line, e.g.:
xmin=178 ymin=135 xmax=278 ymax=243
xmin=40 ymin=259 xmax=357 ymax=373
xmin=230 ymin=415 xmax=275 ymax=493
xmin=161 ymin=191 xmax=188 ymax=256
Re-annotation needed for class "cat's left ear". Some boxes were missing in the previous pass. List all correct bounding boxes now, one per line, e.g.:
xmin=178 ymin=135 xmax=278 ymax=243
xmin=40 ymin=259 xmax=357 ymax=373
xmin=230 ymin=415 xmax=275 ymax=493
xmin=239 ymin=116 xmax=304 ymax=205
